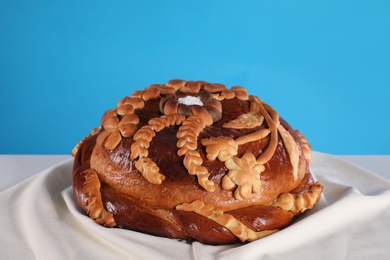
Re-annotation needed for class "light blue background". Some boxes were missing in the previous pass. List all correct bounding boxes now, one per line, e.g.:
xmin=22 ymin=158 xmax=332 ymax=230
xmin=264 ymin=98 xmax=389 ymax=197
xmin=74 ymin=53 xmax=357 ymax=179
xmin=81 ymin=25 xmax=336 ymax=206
xmin=1 ymin=1 xmax=389 ymax=155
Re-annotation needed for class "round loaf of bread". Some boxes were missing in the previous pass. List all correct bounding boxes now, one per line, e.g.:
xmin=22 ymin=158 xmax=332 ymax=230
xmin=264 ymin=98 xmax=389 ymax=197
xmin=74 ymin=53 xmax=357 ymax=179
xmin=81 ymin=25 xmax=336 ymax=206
xmin=72 ymin=79 xmax=323 ymax=244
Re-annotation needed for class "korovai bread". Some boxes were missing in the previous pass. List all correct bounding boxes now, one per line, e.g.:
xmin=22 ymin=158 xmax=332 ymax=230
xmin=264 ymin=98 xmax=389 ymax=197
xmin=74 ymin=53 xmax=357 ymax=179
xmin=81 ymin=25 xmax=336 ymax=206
xmin=72 ymin=79 xmax=323 ymax=245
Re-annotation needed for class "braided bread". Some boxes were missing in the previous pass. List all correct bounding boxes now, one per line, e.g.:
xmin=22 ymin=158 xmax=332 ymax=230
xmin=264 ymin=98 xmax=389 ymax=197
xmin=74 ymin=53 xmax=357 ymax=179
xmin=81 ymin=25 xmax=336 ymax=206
xmin=72 ymin=79 xmax=322 ymax=244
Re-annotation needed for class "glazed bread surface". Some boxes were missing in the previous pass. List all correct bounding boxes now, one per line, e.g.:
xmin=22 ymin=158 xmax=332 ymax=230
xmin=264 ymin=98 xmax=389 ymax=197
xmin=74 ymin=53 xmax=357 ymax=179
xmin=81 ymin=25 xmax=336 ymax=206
xmin=72 ymin=79 xmax=323 ymax=244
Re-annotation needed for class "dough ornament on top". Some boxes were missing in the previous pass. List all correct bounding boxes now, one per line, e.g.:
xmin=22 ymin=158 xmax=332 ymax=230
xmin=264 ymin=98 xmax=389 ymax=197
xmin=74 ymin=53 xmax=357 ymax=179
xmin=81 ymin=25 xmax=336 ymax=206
xmin=72 ymin=79 xmax=323 ymax=245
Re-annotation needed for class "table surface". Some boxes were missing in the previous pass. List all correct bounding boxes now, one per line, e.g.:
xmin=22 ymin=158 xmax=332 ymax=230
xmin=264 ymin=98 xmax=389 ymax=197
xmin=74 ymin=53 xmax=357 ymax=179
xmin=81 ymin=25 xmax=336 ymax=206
xmin=1 ymin=154 xmax=390 ymax=192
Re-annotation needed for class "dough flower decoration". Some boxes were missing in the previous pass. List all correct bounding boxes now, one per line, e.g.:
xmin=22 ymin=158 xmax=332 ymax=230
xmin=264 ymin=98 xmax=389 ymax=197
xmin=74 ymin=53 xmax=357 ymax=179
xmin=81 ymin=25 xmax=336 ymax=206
xmin=96 ymin=97 xmax=144 ymax=150
xmin=71 ymin=79 xmax=324 ymax=244
xmin=200 ymin=136 xmax=238 ymax=162
xmin=93 ymin=80 xmax=298 ymax=198
xmin=96 ymin=110 xmax=140 ymax=150
xmin=222 ymin=153 xmax=265 ymax=199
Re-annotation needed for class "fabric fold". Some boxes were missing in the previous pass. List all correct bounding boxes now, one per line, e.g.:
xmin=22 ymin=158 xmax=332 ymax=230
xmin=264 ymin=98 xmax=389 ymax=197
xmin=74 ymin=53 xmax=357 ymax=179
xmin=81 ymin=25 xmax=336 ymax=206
xmin=1 ymin=152 xmax=390 ymax=259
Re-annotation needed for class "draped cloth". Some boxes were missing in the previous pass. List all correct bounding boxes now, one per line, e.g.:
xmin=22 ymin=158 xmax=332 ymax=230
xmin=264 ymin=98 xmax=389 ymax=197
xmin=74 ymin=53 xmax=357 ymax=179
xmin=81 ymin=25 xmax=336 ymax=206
xmin=1 ymin=152 xmax=389 ymax=259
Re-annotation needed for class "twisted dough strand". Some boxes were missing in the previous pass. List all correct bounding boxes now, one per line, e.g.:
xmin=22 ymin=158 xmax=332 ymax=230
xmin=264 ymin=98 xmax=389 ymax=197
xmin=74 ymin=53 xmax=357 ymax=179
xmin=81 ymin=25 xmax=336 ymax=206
xmin=176 ymin=200 xmax=278 ymax=242
xmin=271 ymin=182 xmax=323 ymax=214
xmin=178 ymin=116 xmax=215 ymax=192
xmin=81 ymin=169 xmax=116 ymax=227
xmin=131 ymin=115 xmax=186 ymax=183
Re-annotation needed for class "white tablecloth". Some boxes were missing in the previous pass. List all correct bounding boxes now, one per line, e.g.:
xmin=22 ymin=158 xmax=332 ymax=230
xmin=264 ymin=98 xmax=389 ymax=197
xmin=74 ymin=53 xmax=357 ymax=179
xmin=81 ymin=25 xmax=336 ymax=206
xmin=1 ymin=152 xmax=390 ymax=259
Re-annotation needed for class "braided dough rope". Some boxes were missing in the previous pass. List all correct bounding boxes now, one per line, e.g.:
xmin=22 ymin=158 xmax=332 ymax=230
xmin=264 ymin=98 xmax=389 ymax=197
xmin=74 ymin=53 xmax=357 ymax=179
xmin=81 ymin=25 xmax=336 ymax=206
xmin=72 ymin=80 xmax=323 ymax=244
xmin=93 ymin=81 xmax=258 ymax=192
xmin=131 ymin=114 xmax=186 ymax=184
xmin=271 ymin=182 xmax=323 ymax=214
xmin=116 ymin=82 xmax=302 ymax=199
xmin=176 ymin=181 xmax=323 ymax=242
xmin=176 ymin=200 xmax=278 ymax=242
xmin=95 ymin=86 xmax=171 ymax=152
xmin=176 ymin=116 xmax=206 ymax=156
xmin=81 ymin=168 xmax=116 ymax=227
xmin=178 ymin=116 xmax=215 ymax=192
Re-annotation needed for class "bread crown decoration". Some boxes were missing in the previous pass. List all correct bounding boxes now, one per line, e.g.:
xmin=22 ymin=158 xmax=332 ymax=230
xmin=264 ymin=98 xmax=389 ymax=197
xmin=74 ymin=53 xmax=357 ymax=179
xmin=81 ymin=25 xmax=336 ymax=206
xmin=74 ymin=79 xmax=322 ymax=243
xmin=93 ymin=79 xmax=303 ymax=199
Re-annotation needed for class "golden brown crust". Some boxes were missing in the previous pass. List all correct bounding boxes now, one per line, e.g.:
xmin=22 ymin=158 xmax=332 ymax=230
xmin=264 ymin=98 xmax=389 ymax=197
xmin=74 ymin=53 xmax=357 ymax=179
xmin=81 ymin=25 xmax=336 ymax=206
xmin=72 ymin=80 xmax=323 ymax=244
xmin=81 ymin=168 xmax=116 ymax=227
